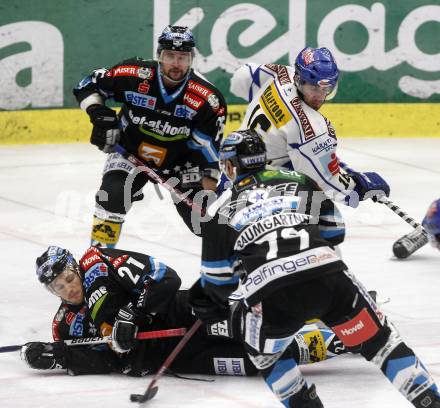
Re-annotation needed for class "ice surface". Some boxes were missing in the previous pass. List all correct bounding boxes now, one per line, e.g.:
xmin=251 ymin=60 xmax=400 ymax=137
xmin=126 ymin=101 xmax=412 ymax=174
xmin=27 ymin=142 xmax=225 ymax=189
xmin=0 ymin=139 xmax=439 ymax=407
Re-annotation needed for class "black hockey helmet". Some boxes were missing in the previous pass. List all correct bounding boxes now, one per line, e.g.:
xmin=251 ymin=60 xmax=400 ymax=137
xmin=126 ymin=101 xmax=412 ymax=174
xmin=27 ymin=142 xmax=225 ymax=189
xmin=157 ymin=25 xmax=196 ymax=57
xmin=36 ymin=246 xmax=78 ymax=286
xmin=220 ymin=129 xmax=266 ymax=175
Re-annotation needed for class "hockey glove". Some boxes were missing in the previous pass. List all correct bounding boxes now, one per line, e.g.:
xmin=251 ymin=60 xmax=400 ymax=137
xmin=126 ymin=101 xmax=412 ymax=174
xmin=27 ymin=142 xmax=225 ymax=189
xmin=344 ymin=165 xmax=390 ymax=203
xmin=21 ymin=341 xmax=66 ymax=370
xmin=86 ymin=104 xmax=120 ymax=153
xmin=112 ymin=305 xmax=143 ymax=353
xmin=189 ymin=279 xmax=230 ymax=324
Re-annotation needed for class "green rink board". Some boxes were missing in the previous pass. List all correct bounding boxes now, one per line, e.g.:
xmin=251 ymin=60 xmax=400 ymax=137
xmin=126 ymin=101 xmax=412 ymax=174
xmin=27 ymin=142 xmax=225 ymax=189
xmin=0 ymin=104 xmax=439 ymax=145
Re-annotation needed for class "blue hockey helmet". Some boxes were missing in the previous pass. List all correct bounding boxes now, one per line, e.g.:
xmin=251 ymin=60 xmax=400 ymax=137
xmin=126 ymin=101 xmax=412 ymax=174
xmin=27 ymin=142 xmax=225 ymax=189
xmin=36 ymin=246 xmax=78 ymax=286
xmin=220 ymin=129 xmax=266 ymax=175
xmin=295 ymin=47 xmax=339 ymax=93
xmin=157 ymin=25 xmax=196 ymax=56
xmin=422 ymin=199 xmax=440 ymax=237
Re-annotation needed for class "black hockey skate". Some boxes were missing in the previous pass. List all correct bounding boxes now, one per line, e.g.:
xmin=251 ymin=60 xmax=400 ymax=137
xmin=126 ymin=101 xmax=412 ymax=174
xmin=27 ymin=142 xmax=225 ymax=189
xmin=297 ymin=384 xmax=324 ymax=408
xmin=392 ymin=229 xmax=428 ymax=259
xmin=412 ymin=388 xmax=440 ymax=408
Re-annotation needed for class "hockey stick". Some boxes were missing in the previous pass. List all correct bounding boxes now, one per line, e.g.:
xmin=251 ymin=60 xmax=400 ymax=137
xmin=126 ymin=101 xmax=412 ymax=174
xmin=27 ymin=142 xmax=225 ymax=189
xmin=376 ymin=197 xmax=429 ymax=258
xmin=376 ymin=196 xmax=426 ymax=230
xmin=113 ymin=144 xmax=205 ymax=215
xmin=130 ymin=319 xmax=203 ymax=404
xmin=0 ymin=327 xmax=187 ymax=354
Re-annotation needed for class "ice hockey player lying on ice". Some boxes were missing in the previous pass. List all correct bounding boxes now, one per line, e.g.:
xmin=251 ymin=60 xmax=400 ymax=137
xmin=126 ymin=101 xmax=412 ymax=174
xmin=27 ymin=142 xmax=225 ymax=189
xmin=21 ymin=246 xmax=347 ymax=377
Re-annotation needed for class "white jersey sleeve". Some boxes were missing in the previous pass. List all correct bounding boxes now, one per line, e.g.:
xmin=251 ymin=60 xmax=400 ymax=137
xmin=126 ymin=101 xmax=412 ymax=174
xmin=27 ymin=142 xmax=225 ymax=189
xmin=230 ymin=63 xmax=280 ymax=102
xmin=236 ymin=64 xmax=357 ymax=204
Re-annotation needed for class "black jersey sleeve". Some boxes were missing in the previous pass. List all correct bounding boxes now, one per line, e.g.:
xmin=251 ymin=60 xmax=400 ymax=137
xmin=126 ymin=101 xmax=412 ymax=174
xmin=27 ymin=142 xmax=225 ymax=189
xmin=306 ymin=176 xmax=346 ymax=246
xmin=186 ymin=76 xmax=227 ymax=172
xmin=73 ymin=57 xmax=151 ymax=106
xmin=318 ymin=199 xmax=346 ymax=246
xmin=199 ymin=198 xmax=240 ymax=304
xmin=79 ymin=247 xmax=181 ymax=328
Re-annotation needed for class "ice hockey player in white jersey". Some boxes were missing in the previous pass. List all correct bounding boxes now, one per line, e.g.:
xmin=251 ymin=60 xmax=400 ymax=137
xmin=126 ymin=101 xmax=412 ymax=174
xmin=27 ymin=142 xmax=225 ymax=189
xmin=229 ymin=47 xmax=390 ymax=207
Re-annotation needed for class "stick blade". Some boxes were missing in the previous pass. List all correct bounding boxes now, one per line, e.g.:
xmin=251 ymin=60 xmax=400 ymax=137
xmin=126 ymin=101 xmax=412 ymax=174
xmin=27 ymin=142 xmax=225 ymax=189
xmin=130 ymin=387 xmax=158 ymax=404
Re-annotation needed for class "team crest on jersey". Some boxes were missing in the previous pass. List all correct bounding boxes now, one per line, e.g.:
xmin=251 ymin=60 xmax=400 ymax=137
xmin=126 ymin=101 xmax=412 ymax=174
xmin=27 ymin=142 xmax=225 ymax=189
xmin=137 ymin=67 xmax=154 ymax=80
xmin=207 ymin=94 xmax=220 ymax=111
xmin=107 ymin=65 xmax=155 ymax=79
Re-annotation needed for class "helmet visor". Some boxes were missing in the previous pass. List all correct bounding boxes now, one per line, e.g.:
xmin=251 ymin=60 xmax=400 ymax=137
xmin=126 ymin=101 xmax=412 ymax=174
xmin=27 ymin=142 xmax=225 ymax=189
xmin=298 ymin=79 xmax=338 ymax=99
xmin=47 ymin=267 xmax=84 ymax=305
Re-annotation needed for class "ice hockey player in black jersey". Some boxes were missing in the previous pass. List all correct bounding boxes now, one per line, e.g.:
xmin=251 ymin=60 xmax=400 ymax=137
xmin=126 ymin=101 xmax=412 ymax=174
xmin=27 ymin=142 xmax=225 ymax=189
xmin=189 ymin=129 xmax=440 ymax=408
xmin=73 ymin=25 xmax=227 ymax=247
xmin=21 ymin=245 xmax=347 ymax=377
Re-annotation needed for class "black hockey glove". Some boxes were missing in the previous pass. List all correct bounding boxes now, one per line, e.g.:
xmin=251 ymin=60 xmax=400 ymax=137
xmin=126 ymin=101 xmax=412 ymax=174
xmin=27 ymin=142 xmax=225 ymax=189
xmin=21 ymin=341 xmax=66 ymax=370
xmin=188 ymin=279 xmax=230 ymax=324
xmin=112 ymin=305 xmax=144 ymax=353
xmin=86 ymin=104 xmax=120 ymax=153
